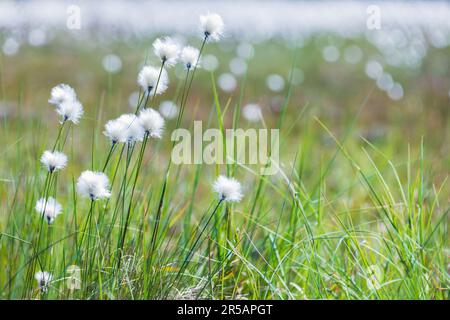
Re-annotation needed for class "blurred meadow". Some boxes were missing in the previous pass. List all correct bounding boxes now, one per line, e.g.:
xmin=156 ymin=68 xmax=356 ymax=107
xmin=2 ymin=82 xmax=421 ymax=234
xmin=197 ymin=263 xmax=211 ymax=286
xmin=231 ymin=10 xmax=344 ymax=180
xmin=0 ymin=1 xmax=449 ymax=299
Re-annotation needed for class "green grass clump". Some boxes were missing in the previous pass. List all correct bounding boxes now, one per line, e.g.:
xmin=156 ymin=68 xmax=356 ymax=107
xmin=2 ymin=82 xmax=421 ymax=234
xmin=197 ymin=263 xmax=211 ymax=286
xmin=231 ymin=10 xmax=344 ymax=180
xmin=0 ymin=34 xmax=449 ymax=300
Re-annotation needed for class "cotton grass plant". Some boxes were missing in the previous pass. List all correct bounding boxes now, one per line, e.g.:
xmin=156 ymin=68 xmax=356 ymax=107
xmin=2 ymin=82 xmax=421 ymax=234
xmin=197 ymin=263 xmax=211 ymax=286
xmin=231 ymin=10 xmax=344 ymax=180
xmin=18 ymin=82 xmax=85 ymax=298
xmin=1 ymin=11 xmax=448 ymax=301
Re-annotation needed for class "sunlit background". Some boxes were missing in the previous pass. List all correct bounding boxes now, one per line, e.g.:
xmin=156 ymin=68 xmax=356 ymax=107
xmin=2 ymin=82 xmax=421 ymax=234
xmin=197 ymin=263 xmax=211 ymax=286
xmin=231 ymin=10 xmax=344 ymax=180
xmin=2 ymin=1 xmax=450 ymax=169
xmin=1 ymin=0 xmax=450 ymax=202
xmin=1 ymin=2 xmax=449 ymax=112
xmin=1 ymin=0 xmax=450 ymax=300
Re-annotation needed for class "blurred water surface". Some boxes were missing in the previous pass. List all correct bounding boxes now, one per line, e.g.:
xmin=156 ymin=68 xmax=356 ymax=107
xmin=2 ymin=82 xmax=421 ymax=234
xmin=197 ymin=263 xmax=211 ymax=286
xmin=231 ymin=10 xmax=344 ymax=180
xmin=0 ymin=0 xmax=449 ymax=41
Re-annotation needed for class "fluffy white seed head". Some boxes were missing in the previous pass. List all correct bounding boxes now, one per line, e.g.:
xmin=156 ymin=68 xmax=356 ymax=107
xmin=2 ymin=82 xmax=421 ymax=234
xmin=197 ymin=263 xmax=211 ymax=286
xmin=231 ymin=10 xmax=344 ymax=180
xmin=242 ymin=103 xmax=263 ymax=122
xmin=200 ymin=13 xmax=224 ymax=41
xmin=116 ymin=113 xmax=145 ymax=143
xmin=181 ymin=46 xmax=200 ymax=70
xmin=138 ymin=108 xmax=165 ymax=139
xmin=35 ymin=197 xmax=62 ymax=224
xmin=137 ymin=65 xmax=169 ymax=95
xmin=35 ymin=271 xmax=53 ymax=292
xmin=40 ymin=150 xmax=68 ymax=173
xmin=153 ymin=37 xmax=180 ymax=67
xmin=159 ymin=100 xmax=179 ymax=120
xmin=213 ymin=175 xmax=243 ymax=203
xmin=56 ymin=99 xmax=84 ymax=124
xmin=76 ymin=170 xmax=111 ymax=201
xmin=48 ymin=84 xmax=76 ymax=106
xmin=103 ymin=118 xmax=127 ymax=144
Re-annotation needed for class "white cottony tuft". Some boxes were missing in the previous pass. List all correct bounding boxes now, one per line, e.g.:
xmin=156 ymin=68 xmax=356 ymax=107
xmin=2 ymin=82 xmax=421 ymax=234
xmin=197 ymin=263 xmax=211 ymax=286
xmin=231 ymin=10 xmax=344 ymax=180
xmin=159 ymin=100 xmax=179 ymax=120
xmin=138 ymin=108 xmax=165 ymax=139
xmin=116 ymin=113 xmax=145 ymax=143
xmin=213 ymin=175 xmax=243 ymax=203
xmin=35 ymin=197 xmax=62 ymax=224
xmin=56 ymin=99 xmax=84 ymax=124
xmin=200 ymin=13 xmax=224 ymax=41
xmin=181 ymin=46 xmax=200 ymax=70
xmin=40 ymin=150 xmax=68 ymax=173
xmin=49 ymin=84 xmax=84 ymax=124
xmin=137 ymin=65 xmax=169 ymax=95
xmin=153 ymin=37 xmax=180 ymax=67
xmin=48 ymin=84 xmax=76 ymax=106
xmin=76 ymin=170 xmax=111 ymax=201
xmin=242 ymin=103 xmax=263 ymax=122
xmin=35 ymin=271 xmax=53 ymax=293
xmin=103 ymin=118 xmax=127 ymax=144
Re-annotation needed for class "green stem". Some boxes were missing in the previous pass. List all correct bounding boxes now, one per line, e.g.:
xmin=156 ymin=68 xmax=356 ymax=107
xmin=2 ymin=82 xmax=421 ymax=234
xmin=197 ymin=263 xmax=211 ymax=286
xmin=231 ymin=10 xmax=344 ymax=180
xmin=150 ymin=60 xmax=166 ymax=105
xmin=51 ymin=121 xmax=66 ymax=152
xmin=166 ymin=198 xmax=223 ymax=296
xmin=179 ymin=36 xmax=207 ymax=112
xmin=116 ymin=133 xmax=149 ymax=270
xmin=102 ymin=143 xmax=117 ymax=172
